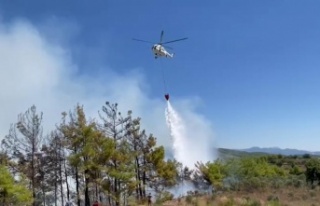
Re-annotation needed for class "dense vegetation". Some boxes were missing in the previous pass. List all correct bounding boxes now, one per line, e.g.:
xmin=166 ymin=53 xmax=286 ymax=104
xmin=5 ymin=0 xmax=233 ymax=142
xmin=0 ymin=103 xmax=179 ymax=206
xmin=1 ymin=102 xmax=320 ymax=206
xmin=185 ymin=153 xmax=320 ymax=205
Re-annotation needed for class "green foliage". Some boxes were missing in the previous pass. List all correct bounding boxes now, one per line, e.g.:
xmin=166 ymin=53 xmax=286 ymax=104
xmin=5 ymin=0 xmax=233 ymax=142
xmin=185 ymin=194 xmax=193 ymax=204
xmin=4 ymin=102 xmax=320 ymax=206
xmin=63 ymin=104 xmax=129 ymax=205
xmin=236 ymin=157 xmax=286 ymax=179
xmin=245 ymin=199 xmax=261 ymax=206
xmin=148 ymin=146 xmax=179 ymax=190
xmin=0 ymin=165 xmax=33 ymax=205
xmin=195 ymin=159 xmax=227 ymax=189
xmin=305 ymin=158 xmax=320 ymax=185
xmin=303 ymin=154 xmax=311 ymax=159
xmin=59 ymin=102 xmax=179 ymax=205
xmin=219 ymin=197 xmax=235 ymax=206
xmin=1 ymin=105 xmax=44 ymax=205
xmin=195 ymin=156 xmax=293 ymax=192
xmin=266 ymin=201 xmax=281 ymax=206
xmin=154 ymin=190 xmax=174 ymax=204
xmin=289 ymin=165 xmax=303 ymax=175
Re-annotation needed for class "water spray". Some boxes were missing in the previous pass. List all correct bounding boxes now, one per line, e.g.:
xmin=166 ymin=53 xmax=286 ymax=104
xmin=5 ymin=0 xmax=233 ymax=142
xmin=165 ymin=100 xmax=215 ymax=196
xmin=165 ymin=100 xmax=189 ymax=167
xmin=165 ymin=100 xmax=215 ymax=169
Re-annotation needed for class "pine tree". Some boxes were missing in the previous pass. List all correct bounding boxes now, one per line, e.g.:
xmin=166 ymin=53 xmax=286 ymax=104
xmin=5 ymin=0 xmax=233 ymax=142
xmin=148 ymin=146 xmax=179 ymax=192
xmin=41 ymin=131 xmax=66 ymax=206
xmin=0 ymin=165 xmax=33 ymax=205
xmin=61 ymin=104 xmax=116 ymax=206
xmin=119 ymin=106 xmax=179 ymax=203
xmin=1 ymin=105 xmax=44 ymax=206
xmin=99 ymin=102 xmax=135 ymax=206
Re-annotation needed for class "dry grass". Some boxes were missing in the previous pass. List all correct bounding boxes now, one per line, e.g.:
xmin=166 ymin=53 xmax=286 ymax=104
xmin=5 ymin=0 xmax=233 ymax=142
xmin=147 ymin=186 xmax=320 ymax=206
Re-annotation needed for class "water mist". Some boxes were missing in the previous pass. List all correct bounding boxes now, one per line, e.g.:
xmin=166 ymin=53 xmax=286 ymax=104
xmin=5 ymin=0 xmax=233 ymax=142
xmin=165 ymin=100 xmax=214 ymax=169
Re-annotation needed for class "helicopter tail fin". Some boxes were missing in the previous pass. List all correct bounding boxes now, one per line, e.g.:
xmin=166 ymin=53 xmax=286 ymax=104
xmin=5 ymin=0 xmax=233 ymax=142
xmin=165 ymin=52 xmax=174 ymax=58
xmin=168 ymin=53 xmax=174 ymax=58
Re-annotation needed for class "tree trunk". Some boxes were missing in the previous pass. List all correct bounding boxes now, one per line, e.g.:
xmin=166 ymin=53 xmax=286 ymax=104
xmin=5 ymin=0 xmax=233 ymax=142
xmin=32 ymin=149 xmax=36 ymax=206
xmin=135 ymin=157 xmax=143 ymax=200
xmin=54 ymin=147 xmax=58 ymax=206
xmin=142 ymin=156 xmax=147 ymax=198
xmin=108 ymin=195 xmax=112 ymax=206
xmin=42 ymin=186 xmax=46 ymax=206
xmin=59 ymin=164 xmax=64 ymax=206
xmin=2 ymin=190 xmax=6 ymax=206
xmin=63 ymin=155 xmax=70 ymax=201
xmin=59 ymin=145 xmax=64 ymax=206
xmin=54 ymin=178 xmax=57 ymax=206
xmin=84 ymin=169 xmax=91 ymax=206
xmin=95 ymin=177 xmax=99 ymax=201
xmin=114 ymin=178 xmax=119 ymax=206
xmin=75 ymin=167 xmax=81 ymax=206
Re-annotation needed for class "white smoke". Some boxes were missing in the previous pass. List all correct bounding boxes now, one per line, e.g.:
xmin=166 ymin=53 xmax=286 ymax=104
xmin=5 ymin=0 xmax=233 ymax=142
xmin=0 ymin=17 xmax=217 ymax=169
xmin=165 ymin=100 xmax=215 ymax=169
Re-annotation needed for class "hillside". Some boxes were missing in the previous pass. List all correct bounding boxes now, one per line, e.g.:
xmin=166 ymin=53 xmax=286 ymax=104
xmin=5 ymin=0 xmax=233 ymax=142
xmin=164 ymin=148 xmax=270 ymax=162
xmin=165 ymin=147 xmax=320 ymax=163
xmin=239 ymin=146 xmax=320 ymax=156
xmin=217 ymin=148 xmax=269 ymax=159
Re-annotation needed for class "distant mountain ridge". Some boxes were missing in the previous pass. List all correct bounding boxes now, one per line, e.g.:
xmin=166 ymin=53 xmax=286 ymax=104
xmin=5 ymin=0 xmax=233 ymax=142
xmin=164 ymin=147 xmax=320 ymax=162
xmin=239 ymin=147 xmax=320 ymax=156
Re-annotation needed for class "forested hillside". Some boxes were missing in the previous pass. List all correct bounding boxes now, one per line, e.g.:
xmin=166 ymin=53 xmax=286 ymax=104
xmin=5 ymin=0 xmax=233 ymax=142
xmin=1 ymin=102 xmax=320 ymax=206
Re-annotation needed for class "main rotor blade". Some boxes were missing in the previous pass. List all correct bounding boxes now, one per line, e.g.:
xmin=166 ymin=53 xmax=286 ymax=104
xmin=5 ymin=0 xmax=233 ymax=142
xmin=162 ymin=37 xmax=188 ymax=44
xmin=132 ymin=38 xmax=154 ymax=44
xmin=160 ymin=30 xmax=164 ymax=43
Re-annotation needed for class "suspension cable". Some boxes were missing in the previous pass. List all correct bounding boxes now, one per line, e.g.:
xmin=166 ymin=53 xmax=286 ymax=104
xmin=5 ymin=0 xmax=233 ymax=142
xmin=160 ymin=58 xmax=168 ymax=94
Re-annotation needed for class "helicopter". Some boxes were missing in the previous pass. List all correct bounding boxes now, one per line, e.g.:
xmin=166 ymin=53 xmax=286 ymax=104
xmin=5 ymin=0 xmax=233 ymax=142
xmin=132 ymin=30 xmax=188 ymax=59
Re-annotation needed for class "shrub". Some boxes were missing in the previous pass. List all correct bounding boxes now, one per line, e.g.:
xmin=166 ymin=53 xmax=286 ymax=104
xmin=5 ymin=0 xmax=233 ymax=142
xmin=303 ymin=154 xmax=311 ymax=159
xmin=266 ymin=200 xmax=281 ymax=206
xmin=154 ymin=191 xmax=174 ymax=204
xmin=242 ymin=198 xmax=261 ymax=206
xmin=289 ymin=165 xmax=303 ymax=175
xmin=270 ymin=178 xmax=285 ymax=189
xmin=185 ymin=195 xmax=193 ymax=204
xmin=218 ymin=197 xmax=235 ymax=206
xmin=267 ymin=195 xmax=279 ymax=202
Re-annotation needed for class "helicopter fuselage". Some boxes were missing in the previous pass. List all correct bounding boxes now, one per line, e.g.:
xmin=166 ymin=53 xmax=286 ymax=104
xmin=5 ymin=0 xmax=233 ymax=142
xmin=152 ymin=44 xmax=173 ymax=58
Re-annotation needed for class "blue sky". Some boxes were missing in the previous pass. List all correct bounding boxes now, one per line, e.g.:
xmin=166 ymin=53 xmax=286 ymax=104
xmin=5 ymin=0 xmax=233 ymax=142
xmin=1 ymin=1 xmax=320 ymax=151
